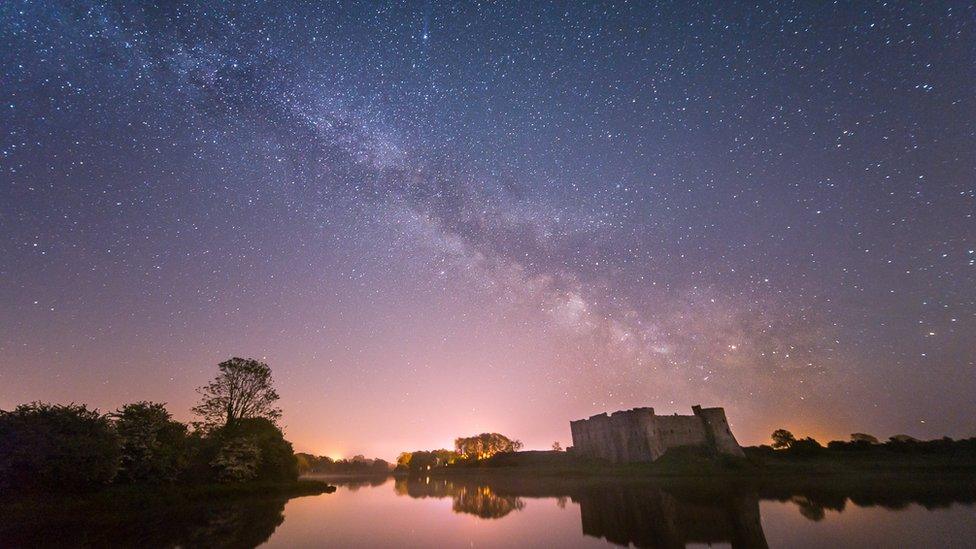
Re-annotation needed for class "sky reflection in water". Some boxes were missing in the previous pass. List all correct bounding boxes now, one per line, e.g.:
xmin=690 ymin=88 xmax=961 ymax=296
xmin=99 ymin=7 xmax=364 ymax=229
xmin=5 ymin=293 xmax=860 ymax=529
xmin=263 ymin=476 xmax=976 ymax=548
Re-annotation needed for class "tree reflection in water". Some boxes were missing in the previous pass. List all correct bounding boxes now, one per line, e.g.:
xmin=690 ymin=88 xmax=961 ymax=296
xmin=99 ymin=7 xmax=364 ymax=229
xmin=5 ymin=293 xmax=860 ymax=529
xmin=453 ymin=484 xmax=526 ymax=519
xmin=387 ymin=475 xmax=976 ymax=549
xmin=0 ymin=494 xmax=289 ymax=547
xmin=762 ymin=478 xmax=976 ymax=520
xmin=393 ymin=477 xmax=525 ymax=518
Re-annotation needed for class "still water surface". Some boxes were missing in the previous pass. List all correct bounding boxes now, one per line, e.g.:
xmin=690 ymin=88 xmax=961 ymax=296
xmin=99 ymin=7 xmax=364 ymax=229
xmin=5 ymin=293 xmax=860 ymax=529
xmin=3 ymin=475 xmax=975 ymax=547
xmin=266 ymin=476 xmax=976 ymax=548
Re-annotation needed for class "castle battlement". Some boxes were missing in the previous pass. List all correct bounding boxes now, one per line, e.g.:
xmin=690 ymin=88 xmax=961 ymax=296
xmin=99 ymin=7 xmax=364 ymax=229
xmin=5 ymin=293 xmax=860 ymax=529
xmin=570 ymin=405 xmax=744 ymax=463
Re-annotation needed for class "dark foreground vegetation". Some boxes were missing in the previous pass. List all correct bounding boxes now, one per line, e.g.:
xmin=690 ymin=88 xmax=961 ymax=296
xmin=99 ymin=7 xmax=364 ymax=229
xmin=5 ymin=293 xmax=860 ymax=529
xmin=744 ymin=430 xmax=976 ymax=475
xmin=0 ymin=358 xmax=333 ymax=499
xmin=0 ymin=480 xmax=334 ymax=547
xmin=402 ymin=430 xmax=976 ymax=480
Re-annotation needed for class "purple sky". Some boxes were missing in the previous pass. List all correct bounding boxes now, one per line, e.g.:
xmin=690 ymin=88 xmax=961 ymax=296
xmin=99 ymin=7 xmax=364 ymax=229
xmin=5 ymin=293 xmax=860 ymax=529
xmin=2 ymin=1 xmax=974 ymax=459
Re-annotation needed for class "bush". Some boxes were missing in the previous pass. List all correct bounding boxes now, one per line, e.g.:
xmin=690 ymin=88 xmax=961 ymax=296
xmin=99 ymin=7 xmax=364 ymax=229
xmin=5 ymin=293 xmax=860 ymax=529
xmin=113 ymin=402 xmax=189 ymax=483
xmin=0 ymin=402 xmax=120 ymax=493
xmin=191 ymin=418 xmax=298 ymax=484
xmin=212 ymin=438 xmax=262 ymax=483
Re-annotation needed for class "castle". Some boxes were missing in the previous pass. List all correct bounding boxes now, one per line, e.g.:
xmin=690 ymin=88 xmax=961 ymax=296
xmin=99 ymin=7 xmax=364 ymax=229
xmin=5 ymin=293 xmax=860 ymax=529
xmin=570 ymin=405 xmax=744 ymax=463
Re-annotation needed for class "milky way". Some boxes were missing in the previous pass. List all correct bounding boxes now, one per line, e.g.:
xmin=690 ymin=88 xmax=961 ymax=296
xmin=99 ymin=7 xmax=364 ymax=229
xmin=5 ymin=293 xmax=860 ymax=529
xmin=1 ymin=1 xmax=974 ymax=458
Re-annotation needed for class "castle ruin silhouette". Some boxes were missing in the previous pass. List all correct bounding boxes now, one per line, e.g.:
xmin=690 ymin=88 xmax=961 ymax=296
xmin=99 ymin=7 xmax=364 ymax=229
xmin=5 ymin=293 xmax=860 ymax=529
xmin=570 ymin=405 xmax=744 ymax=463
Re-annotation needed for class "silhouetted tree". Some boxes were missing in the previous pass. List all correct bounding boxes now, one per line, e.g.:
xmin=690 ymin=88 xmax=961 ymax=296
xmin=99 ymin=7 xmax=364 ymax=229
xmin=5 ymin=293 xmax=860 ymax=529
xmin=113 ymin=401 xmax=188 ymax=483
xmin=0 ymin=402 xmax=120 ymax=492
xmin=296 ymin=452 xmax=389 ymax=475
xmin=850 ymin=433 xmax=879 ymax=445
xmin=771 ymin=429 xmax=796 ymax=449
xmin=192 ymin=357 xmax=282 ymax=430
xmin=888 ymin=434 xmax=919 ymax=443
xmin=826 ymin=440 xmax=850 ymax=451
xmin=788 ymin=437 xmax=824 ymax=457
xmin=552 ymin=441 xmax=563 ymax=452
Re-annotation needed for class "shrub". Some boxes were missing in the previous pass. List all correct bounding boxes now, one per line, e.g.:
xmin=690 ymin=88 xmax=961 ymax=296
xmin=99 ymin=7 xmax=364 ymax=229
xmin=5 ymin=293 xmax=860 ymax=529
xmin=228 ymin=418 xmax=298 ymax=482
xmin=113 ymin=401 xmax=189 ymax=483
xmin=212 ymin=438 xmax=262 ymax=483
xmin=194 ymin=418 xmax=298 ymax=483
xmin=0 ymin=402 xmax=120 ymax=492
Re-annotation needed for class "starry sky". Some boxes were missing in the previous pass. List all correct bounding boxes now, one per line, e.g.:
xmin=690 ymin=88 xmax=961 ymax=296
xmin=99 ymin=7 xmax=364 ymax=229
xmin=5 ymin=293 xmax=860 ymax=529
xmin=1 ymin=1 xmax=974 ymax=459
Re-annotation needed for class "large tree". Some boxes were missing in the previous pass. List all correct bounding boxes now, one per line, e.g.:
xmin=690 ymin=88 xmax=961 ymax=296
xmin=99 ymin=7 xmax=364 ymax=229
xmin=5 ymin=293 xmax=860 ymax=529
xmin=454 ymin=433 xmax=523 ymax=460
xmin=771 ymin=429 xmax=796 ymax=449
xmin=850 ymin=432 xmax=880 ymax=445
xmin=192 ymin=357 xmax=282 ymax=430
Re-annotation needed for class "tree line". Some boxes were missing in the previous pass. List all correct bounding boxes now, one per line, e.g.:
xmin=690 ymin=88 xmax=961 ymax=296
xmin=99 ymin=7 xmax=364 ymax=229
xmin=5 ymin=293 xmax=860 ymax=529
xmin=295 ymin=453 xmax=392 ymax=475
xmin=750 ymin=428 xmax=976 ymax=458
xmin=0 ymin=357 xmax=297 ymax=493
xmin=395 ymin=432 xmax=523 ymax=474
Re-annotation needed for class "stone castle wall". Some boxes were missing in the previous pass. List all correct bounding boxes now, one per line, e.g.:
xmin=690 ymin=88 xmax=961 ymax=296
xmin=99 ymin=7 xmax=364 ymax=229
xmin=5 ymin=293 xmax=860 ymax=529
xmin=570 ymin=405 xmax=744 ymax=463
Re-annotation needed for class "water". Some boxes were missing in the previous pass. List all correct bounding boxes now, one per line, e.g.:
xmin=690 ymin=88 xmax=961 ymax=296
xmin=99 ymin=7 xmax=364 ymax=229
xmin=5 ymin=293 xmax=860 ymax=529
xmin=3 ymin=475 xmax=975 ymax=547
xmin=267 ymin=476 xmax=976 ymax=548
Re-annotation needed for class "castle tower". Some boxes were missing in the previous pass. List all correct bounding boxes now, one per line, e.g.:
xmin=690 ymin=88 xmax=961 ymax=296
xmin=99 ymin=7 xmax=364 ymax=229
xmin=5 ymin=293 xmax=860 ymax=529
xmin=692 ymin=405 xmax=745 ymax=457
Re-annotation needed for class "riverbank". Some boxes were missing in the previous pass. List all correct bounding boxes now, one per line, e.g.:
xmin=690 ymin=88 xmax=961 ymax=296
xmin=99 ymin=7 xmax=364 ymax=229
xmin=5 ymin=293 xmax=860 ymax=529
xmin=0 ymin=479 xmax=335 ymax=518
xmin=388 ymin=467 xmax=976 ymax=505
xmin=412 ymin=448 xmax=976 ymax=481
xmin=0 ymin=480 xmax=336 ymax=546
xmin=392 ymin=454 xmax=976 ymax=513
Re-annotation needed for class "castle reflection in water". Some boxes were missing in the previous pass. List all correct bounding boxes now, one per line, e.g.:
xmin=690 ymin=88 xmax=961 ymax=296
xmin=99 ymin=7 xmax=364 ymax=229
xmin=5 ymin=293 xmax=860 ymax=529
xmin=387 ymin=475 xmax=976 ymax=549
xmin=394 ymin=476 xmax=768 ymax=548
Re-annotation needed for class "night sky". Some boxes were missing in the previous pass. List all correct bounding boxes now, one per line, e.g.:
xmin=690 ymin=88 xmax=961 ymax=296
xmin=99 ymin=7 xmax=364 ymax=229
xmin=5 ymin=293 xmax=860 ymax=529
xmin=2 ymin=1 xmax=974 ymax=459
